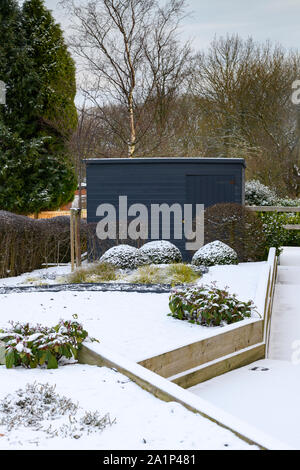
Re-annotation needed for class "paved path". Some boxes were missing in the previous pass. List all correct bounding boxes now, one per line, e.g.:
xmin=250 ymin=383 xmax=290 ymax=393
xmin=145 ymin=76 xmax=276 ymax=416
xmin=189 ymin=247 xmax=300 ymax=449
xmin=189 ymin=358 xmax=300 ymax=449
xmin=268 ymin=247 xmax=300 ymax=360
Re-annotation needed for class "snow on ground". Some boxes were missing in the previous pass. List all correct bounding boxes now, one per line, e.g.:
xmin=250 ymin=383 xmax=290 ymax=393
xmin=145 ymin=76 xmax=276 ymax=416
xmin=0 ymin=363 xmax=257 ymax=450
xmin=189 ymin=359 xmax=300 ymax=449
xmin=199 ymin=261 xmax=266 ymax=303
xmin=0 ymin=262 xmax=265 ymax=362
xmin=0 ymin=264 xmax=71 ymax=287
xmin=0 ymin=262 xmax=267 ymax=450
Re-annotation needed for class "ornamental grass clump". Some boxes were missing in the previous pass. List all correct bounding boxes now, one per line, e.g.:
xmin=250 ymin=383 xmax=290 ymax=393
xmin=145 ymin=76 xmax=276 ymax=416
xmin=165 ymin=263 xmax=202 ymax=284
xmin=127 ymin=263 xmax=202 ymax=285
xmin=0 ymin=319 xmax=88 ymax=369
xmin=169 ymin=283 xmax=254 ymax=327
xmin=68 ymin=262 xmax=117 ymax=283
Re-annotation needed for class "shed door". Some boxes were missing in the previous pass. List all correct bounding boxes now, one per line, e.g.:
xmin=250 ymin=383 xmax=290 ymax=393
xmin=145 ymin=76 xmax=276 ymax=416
xmin=186 ymin=175 xmax=235 ymax=209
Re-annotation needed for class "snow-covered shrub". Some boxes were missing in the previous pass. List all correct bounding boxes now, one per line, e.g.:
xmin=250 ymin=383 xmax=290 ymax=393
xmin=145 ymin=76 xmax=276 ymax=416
xmin=204 ymin=203 xmax=266 ymax=262
xmin=99 ymin=244 xmax=148 ymax=269
xmin=276 ymin=197 xmax=300 ymax=207
xmin=0 ymin=383 xmax=114 ymax=439
xmin=0 ymin=319 xmax=88 ymax=369
xmin=245 ymin=180 xmax=278 ymax=206
xmin=139 ymin=240 xmax=182 ymax=264
xmin=169 ymin=283 xmax=254 ymax=326
xmin=192 ymin=241 xmax=238 ymax=267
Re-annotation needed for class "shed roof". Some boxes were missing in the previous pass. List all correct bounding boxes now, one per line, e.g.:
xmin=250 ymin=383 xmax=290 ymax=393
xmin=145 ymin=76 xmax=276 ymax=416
xmin=84 ymin=157 xmax=246 ymax=167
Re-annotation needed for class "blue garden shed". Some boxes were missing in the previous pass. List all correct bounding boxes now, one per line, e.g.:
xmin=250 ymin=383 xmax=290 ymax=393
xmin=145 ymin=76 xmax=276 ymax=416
xmin=85 ymin=157 xmax=246 ymax=260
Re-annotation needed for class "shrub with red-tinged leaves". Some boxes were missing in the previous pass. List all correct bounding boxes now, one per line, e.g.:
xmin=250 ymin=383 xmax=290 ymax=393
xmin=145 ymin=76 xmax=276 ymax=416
xmin=169 ymin=283 xmax=255 ymax=327
xmin=0 ymin=319 xmax=89 ymax=369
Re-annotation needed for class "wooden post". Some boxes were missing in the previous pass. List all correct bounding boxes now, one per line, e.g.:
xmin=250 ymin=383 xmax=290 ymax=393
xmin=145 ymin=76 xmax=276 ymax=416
xmin=70 ymin=209 xmax=75 ymax=272
xmin=74 ymin=208 xmax=82 ymax=268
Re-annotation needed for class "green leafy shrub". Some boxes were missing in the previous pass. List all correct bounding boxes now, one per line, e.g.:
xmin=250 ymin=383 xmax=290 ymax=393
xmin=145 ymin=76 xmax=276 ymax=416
xmin=169 ymin=283 xmax=254 ymax=326
xmin=68 ymin=262 xmax=117 ymax=283
xmin=259 ymin=211 xmax=300 ymax=256
xmin=0 ymin=319 xmax=88 ymax=369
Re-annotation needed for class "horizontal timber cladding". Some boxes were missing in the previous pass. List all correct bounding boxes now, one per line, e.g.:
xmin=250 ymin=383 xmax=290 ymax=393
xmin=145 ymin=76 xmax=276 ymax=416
xmin=85 ymin=158 xmax=246 ymax=260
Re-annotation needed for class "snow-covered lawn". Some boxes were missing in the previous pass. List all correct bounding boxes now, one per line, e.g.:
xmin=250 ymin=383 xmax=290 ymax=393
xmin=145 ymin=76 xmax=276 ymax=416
xmin=0 ymin=363 xmax=257 ymax=450
xmin=0 ymin=262 xmax=265 ymax=362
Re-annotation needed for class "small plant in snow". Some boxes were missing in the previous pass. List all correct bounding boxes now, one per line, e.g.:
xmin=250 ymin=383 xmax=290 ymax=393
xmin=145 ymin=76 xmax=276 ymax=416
xmin=0 ymin=319 xmax=88 ymax=369
xmin=0 ymin=382 xmax=114 ymax=439
xmin=245 ymin=179 xmax=278 ymax=206
xmin=99 ymin=244 xmax=149 ymax=269
xmin=139 ymin=240 xmax=182 ymax=264
xmin=169 ymin=283 xmax=254 ymax=326
xmin=192 ymin=241 xmax=238 ymax=266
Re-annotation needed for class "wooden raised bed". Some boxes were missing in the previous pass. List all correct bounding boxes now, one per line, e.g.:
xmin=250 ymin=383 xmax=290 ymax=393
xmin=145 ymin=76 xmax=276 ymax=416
xmin=138 ymin=248 xmax=277 ymax=388
xmin=138 ymin=320 xmax=264 ymax=379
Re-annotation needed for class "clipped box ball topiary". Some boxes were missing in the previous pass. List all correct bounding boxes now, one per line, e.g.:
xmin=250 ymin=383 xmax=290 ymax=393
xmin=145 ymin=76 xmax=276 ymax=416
xmin=192 ymin=240 xmax=238 ymax=267
xmin=139 ymin=240 xmax=182 ymax=264
xmin=99 ymin=244 xmax=149 ymax=269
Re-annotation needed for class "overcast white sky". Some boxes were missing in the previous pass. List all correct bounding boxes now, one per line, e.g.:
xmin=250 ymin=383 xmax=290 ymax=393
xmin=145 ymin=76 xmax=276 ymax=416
xmin=42 ymin=0 xmax=300 ymax=52
xmin=31 ymin=0 xmax=300 ymax=103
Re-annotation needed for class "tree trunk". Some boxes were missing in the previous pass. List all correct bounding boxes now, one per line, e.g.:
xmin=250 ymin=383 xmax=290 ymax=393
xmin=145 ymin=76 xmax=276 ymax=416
xmin=128 ymin=93 xmax=136 ymax=157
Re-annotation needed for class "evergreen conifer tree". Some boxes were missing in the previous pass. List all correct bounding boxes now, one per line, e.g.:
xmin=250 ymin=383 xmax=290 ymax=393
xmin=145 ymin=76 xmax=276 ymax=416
xmin=0 ymin=0 xmax=77 ymax=214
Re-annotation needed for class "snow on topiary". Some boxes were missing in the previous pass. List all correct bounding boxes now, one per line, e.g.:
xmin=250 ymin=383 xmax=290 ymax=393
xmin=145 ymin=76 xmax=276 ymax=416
xmin=245 ymin=179 xmax=278 ymax=206
xmin=192 ymin=241 xmax=238 ymax=266
xmin=139 ymin=240 xmax=182 ymax=264
xmin=99 ymin=244 xmax=148 ymax=269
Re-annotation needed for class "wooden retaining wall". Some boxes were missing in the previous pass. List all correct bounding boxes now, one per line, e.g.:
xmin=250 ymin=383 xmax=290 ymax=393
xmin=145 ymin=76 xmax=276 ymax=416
xmin=139 ymin=248 xmax=277 ymax=388
xmin=139 ymin=321 xmax=264 ymax=379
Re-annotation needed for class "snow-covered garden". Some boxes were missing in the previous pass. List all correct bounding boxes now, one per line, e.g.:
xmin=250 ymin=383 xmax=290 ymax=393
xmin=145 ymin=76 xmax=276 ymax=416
xmin=0 ymin=236 xmax=266 ymax=450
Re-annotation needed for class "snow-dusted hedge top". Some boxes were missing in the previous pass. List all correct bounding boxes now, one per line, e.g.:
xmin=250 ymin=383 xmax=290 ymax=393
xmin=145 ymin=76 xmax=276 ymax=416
xmin=100 ymin=244 xmax=148 ymax=269
xmin=245 ymin=179 xmax=277 ymax=206
xmin=139 ymin=240 xmax=182 ymax=264
xmin=192 ymin=241 xmax=238 ymax=267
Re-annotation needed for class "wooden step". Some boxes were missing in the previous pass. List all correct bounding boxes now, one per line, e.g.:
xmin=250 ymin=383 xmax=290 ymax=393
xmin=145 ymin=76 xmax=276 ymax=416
xmin=167 ymin=343 xmax=265 ymax=389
